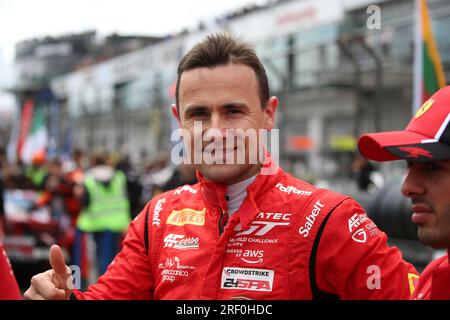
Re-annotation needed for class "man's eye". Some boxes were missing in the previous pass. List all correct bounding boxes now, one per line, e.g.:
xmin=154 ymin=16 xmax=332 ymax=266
xmin=191 ymin=111 xmax=208 ymax=118
xmin=227 ymin=109 xmax=242 ymax=115
xmin=406 ymin=160 xmax=414 ymax=169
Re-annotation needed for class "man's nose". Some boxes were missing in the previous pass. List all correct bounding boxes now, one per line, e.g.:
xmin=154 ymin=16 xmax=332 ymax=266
xmin=401 ymin=166 xmax=425 ymax=198
xmin=209 ymin=113 xmax=227 ymax=134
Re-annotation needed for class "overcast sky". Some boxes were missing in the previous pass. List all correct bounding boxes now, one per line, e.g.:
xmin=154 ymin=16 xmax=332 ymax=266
xmin=0 ymin=0 xmax=264 ymax=89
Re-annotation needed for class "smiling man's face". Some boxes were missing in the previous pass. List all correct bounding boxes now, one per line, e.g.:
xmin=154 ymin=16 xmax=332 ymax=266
xmin=173 ymin=63 xmax=277 ymax=185
xmin=401 ymin=160 xmax=450 ymax=248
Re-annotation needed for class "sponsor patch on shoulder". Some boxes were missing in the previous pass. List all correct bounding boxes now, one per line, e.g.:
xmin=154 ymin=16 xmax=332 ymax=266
xmin=348 ymin=213 xmax=379 ymax=243
xmin=275 ymin=183 xmax=312 ymax=196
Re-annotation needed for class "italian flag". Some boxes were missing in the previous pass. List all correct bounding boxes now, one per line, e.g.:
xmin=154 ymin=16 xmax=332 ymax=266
xmin=413 ymin=0 xmax=446 ymax=112
xmin=18 ymin=99 xmax=48 ymax=165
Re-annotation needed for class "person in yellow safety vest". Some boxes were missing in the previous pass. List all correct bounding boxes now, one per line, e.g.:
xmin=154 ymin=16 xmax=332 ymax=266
xmin=25 ymin=151 xmax=48 ymax=189
xmin=74 ymin=154 xmax=131 ymax=282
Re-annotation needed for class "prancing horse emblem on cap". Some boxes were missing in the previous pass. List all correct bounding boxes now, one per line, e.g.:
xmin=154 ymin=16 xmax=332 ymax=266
xmin=415 ymin=99 xmax=434 ymax=118
xmin=398 ymin=146 xmax=433 ymax=159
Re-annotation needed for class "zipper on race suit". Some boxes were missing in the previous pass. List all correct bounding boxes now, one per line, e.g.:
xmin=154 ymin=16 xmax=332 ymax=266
xmin=218 ymin=208 xmax=228 ymax=236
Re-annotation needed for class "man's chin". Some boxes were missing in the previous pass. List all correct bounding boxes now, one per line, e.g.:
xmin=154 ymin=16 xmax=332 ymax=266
xmin=198 ymin=163 xmax=252 ymax=184
xmin=417 ymin=228 xmax=448 ymax=249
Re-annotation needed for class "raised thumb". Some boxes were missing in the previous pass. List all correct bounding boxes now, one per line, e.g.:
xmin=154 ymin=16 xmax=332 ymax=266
xmin=49 ymin=244 xmax=69 ymax=288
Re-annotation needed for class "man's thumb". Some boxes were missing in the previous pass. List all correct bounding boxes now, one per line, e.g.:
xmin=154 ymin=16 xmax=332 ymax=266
xmin=49 ymin=245 xmax=68 ymax=278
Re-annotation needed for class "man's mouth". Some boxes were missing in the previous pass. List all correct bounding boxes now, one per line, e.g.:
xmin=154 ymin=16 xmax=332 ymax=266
xmin=411 ymin=203 xmax=434 ymax=225
xmin=203 ymin=146 xmax=238 ymax=154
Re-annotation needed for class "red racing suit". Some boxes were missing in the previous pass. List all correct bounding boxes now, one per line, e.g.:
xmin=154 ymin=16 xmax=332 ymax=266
xmin=412 ymin=252 xmax=450 ymax=300
xmin=0 ymin=243 xmax=21 ymax=300
xmin=74 ymin=165 xmax=418 ymax=300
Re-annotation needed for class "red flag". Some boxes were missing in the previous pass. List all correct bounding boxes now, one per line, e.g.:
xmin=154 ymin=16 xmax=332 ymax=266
xmin=17 ymin=98 xmax=34 ymax=159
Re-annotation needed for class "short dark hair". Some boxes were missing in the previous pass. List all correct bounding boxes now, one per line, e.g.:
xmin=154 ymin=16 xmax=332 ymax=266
xmin=176 ymin=32 xmax=270 ymax=109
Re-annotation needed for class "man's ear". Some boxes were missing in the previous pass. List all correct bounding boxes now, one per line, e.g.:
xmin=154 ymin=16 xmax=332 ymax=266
xmin=172 ymin=104 xmax=181 ymax=124
xmin=264 ymin=96 xmax=278 ymax=130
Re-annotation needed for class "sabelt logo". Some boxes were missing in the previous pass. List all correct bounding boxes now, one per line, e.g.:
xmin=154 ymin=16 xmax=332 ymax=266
xmin=298 ymin=200 xmax=324 ymax=238
xmin=152 ymin=198 xmax=166 ymax=227
xmin=221 ymin=267 xmax=274 ymax=292
xmin=166 ymin=208 xmax=206 ymax=226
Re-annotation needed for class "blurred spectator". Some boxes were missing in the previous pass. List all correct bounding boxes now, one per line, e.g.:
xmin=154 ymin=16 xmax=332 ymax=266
xmin=2 ymin=160 xmax=32 ymax=190
xmin=140 ymin=153 xmax=172 ymax=202
xmin=25 ymin=151 xmax=48 ymax=189
xmin=32 ymin=158 xmax=82 ymax=255
xmin=116 ymin=154 xmax=143 ymax=219
xmin=161 ymin=163 xmax=197 ymax=192
xmin=351 ymin=154 xmax=384 ymax=192
xmin=74 ymin=154 xmax=131 ymax=283
xmin=73 ymin=149 xmax=88 ymax=173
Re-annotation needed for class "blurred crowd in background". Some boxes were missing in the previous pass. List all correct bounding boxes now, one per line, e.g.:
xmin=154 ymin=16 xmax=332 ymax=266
xmin=0 ymin=147 xmax=198 ymax=289
xmin=0 ymin=146 xmax=387 ymax=290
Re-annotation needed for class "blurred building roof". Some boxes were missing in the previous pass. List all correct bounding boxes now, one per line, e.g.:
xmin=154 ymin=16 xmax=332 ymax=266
xmin=13 ymin=30 xmax=164 ymax=92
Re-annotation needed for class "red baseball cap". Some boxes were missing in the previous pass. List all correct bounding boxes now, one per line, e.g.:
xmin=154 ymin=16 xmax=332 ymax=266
xmin=358 ymin=86 xmax=450 ymax=162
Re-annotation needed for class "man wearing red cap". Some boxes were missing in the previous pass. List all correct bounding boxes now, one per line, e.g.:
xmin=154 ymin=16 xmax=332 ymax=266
xmin=359 ymin=86 xmax=450 ymax=300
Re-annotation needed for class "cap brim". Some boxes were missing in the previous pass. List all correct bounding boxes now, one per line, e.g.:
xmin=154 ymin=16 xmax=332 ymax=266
xmin=358 ymin=130 xmax=450 ymax=162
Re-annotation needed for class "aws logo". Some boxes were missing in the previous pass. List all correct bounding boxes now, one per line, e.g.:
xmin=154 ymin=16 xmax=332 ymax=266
xmin=241 ymin=250 xmax=265 ymax=264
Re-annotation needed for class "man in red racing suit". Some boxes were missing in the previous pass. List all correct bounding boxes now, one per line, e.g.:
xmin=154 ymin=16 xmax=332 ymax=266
xmin=69 ymin=163 xmax=417 ymax=300
xmin=359 ymin=86 xmax=450 ymax=300
xmin=412 ymin=254 xmax=450 ymax=300
xmin=25 ymin=33 xmax=417 ymax=301
xmin=0 ymin=243 xmax=21 ymax=300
